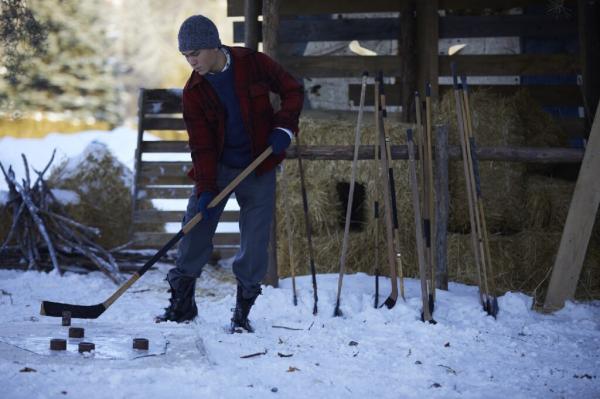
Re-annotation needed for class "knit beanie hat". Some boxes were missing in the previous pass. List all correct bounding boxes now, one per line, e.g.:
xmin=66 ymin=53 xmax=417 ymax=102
xmin=178 ymin=15 xmax=221 ymax=52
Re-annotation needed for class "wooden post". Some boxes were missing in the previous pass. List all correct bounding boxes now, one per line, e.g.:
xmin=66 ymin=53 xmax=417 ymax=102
xmin=398 ymin=0 xmax=417 ymax=122
xmin=416 ymin=0 xmax=439 ymax=99
xmin=244 ymin=0 xmax=260 ymax=50
xmin=543 ymin=102 xmax=600 ymax=312
xmin=578 ymin=0 xmax=600 ymax=132
xmin=434 ymin=124 xmax=449 ymax=290
xmin=262 ymin=0 xmax=280 ymax=288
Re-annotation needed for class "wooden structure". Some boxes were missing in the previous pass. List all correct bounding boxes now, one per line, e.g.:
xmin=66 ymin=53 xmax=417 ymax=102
xmin=230 ymin=0 xmax=598 ymax=133
xmin=130 ymin=0 xmax=598 ymax=297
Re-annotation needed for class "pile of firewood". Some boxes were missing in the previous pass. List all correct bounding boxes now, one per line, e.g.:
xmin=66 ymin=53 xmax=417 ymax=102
xmin=0 ymin=152 xmax=124 ymax=284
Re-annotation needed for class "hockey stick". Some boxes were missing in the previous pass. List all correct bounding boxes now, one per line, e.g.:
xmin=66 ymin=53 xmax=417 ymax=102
xmin=40 ymin=146 xmax=274 ymax=319
xmin=296 ymin=135 xmax=319 ymax=315
xmin=375 ymin=72 xmax=400 ymax=309
xmin=450 ymin=63 xmax=488 ymax=313
xmin=461 ymin=75 xmax=499 ymax=318
xmin=334 ymin=71 xmax=368 ymax=317
xmin=407 ymin=128 xmax=434 ymax=323
xmin=280 ymin=163 xmax=298 ymax=306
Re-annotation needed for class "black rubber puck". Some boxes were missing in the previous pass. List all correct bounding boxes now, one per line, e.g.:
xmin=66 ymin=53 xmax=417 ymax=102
xmin=78 ymin=342 xmax=95 ymax=353
xmin=50 ymin=338 xmax=67 ymax=351
xmin=61 ymin=311 xmax=71 ymax=326
xmin=68 ymin=327 xmax=84 ymax=338
xmin=133 ymin=338 xmax=149 ymax=350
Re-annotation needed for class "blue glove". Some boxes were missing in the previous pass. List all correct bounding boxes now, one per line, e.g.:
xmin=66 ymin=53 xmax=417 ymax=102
xmin=196 ymin=191 xmax=217 ymax=221
xmin=267 ymin=128 xmax=291 ymax=155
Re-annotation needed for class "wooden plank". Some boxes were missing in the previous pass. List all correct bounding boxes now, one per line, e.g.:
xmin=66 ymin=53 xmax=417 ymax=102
xmin=440 ymin=15 xmax=577 ymax=39
xmin=133 ymin=210 xmax=241 ymax=224
xmin=141 ymin=161 xmax=191 ymax=177
xmin=233 ymin=18 xmax=400 ymax=43
xmin=132 ymin=232 xmax=241 ymax=248
xmin=350 ymin=84 xmax=582 ymax=107
xmin=228 ymin=0 xmax=406 ymax=16
xmin=434 ymin=124 xmax=449 ymax=290
xmin=139 ymin=174 xmax=192 ymax=186
xmin=229 ymin=0 xmax=569 ymax=16
xmin=440 ymin=54 xmax=580 ymax=76
xmin=142 ymin=89 xmax=183 ymax=114
xmin=280 ymin=55 xmax=402 ymax=78
xmin=141 ymin=141 xmax=189 ymax=153
xmin=439 ymin=0 xmax=574 ymax=9
xmin=543 ymin=102 xmax=600 ymax=312
xmin=142 ymin=118 xmax=186 ymax=131
xmin=136 ymin=186 xmax=193 ymax=199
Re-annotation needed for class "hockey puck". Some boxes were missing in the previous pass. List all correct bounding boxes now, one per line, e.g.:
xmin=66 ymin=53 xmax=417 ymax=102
xmin=61 ymin=311 xmax=71 ymax=326
xmin=78 ymin=342 xmax=95 ymax=353
xmin=50 ymin=338 xmax=67 ymax=351
xmin=68 ymin=327 xmax=84 ymax=338
xmin=132 ymin=338 xmax=149 ymax=350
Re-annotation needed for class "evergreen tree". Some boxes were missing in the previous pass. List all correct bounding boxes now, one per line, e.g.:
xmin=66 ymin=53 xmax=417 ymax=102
xmin=0 ymin=0 xmax=121 ymax=124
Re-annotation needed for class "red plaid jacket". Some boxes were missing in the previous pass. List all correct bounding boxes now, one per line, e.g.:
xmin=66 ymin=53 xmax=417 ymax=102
xmin=182 ymin=46 xmax=304 ymax=194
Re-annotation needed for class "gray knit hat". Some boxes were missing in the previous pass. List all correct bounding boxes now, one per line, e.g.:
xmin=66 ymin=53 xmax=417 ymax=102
xmin=178 ymin=15 xmax=221 ymax=52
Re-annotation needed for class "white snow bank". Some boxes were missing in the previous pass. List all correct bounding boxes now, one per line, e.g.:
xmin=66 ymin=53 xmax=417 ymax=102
xmin=0 ymin=266 xmax=598 ymax=399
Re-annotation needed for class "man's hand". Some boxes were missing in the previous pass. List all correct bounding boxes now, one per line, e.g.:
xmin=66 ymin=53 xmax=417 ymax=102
xmin=267 ymin=128 xmax=292 ymax=155
xmin=196 ymin=191 xmax=217 ymax=221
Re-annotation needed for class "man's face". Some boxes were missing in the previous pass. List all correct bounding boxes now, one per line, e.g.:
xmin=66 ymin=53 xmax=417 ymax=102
xmin=181 ymin=48 xmax=219 ymax=75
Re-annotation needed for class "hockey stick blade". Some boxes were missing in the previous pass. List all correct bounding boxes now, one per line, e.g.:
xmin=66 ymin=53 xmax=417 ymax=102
xmin=40 ymin=301 xmax=106 ymax=319
xmin=380 ymin=295 xmax=396 ymax=309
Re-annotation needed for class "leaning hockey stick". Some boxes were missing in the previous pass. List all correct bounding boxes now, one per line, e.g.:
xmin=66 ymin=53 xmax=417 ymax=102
xmin=40 ymin=147 xmax=275 ymax=319
xmin=334 ymin=71 xmax=368 ymax=317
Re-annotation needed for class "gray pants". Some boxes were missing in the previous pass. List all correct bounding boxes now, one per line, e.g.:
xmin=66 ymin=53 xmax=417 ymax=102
xmin=167 ymin=162 xmax=276 ymax=299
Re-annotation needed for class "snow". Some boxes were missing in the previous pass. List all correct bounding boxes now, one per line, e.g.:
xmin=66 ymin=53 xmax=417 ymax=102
xmin=0 ymin=265 xmax=599 ymax=399
xmin=0 ymin=190 xmax=7 ymax=206
xmin=49 ymin=189 xmax=80 ymax=205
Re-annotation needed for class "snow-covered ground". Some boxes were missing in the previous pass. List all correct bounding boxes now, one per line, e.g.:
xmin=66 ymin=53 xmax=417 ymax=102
xmin=0 ymin=264 xmax=599 ymax=399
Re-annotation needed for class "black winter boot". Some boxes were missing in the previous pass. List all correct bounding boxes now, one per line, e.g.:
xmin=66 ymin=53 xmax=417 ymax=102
xmin=155 ymin=276 xmax=198 ymax=323
xmin=229 ymin=284 xmax=260 ymax=333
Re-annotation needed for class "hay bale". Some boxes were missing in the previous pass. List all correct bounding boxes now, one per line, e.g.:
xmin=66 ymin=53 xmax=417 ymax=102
xmin=447 ymin=230 xmax=600 ymax=301
xmin=524 ymin=176 xmax=574 ymax=231
xmin=276 ymin=113 xmax=421 ymax=279
xmin=435 ymin=88 xmax=527 ymax=233
xmin=48 ymin=141 xmax=161 ymax=249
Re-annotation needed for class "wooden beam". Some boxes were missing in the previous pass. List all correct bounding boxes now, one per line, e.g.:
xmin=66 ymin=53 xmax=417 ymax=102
xmin=543 ymin=101 xmax=600 ymax=312
xmin=262 ymin=0 xmax=280 ymax=288
xmin=280 ymin=55 xmax=402 ymax=78
xmin=286 ymin=145 xmax=584 ymax=162
xmin=229 ymin=0 xmax=571 ymax=16
xmin=440 ymin=15 xmax=577 ymax=39
xmin=228 ymin=0 xmax=406 ymax=16
xmin=440 ymin=54 xmax=580 ymax=76
xmin=417 ymin=0 xmax=440 ymax=99
xmin=244 ymin=0 xmax=260 ymax=50
xmin=233 ymin=18 xmax=400 ymax=43
xmin=350 ymin=84 xmax=583 ymax=108
xmin=398 ymin=0 xmax=417 ymax=122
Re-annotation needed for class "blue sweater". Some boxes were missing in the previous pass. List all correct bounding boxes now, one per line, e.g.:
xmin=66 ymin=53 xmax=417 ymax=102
xmin=204 ymin=57 xmax=252 ymax=168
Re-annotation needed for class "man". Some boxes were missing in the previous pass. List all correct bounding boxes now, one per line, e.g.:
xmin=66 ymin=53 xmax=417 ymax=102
xmin=156 ymin=15 xmax=304 ymax=333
